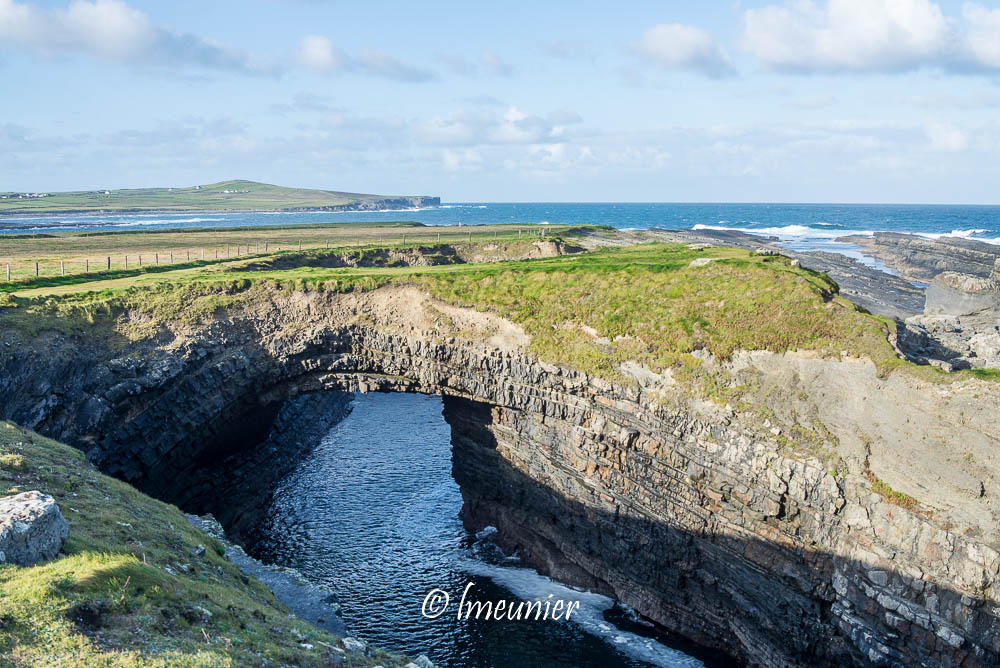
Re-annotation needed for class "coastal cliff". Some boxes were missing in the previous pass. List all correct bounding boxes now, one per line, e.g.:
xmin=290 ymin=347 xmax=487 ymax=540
xmin=2 ymin=282 xmax=999 ymax=667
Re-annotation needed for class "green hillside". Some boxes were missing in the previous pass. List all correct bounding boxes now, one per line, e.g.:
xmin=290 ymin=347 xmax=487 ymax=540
xmin=0 ymin=180 xmax=438 ymax=216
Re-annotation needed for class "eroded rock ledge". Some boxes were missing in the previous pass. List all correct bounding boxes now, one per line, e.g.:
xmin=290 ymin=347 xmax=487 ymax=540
xmin=2 ymin=286 xmax=999 ymax=666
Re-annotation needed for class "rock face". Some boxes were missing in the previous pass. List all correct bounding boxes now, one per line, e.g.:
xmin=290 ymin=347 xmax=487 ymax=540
xmin=0 ymin=491 xmax=69 ymax=566
xmin=925 ymin=272 xmax=1000 ymax=317
xmin=2 ymin=286 xmax=1000 ymax=666
xmin=897 ymin=272 xmax=1000 ymax=370
xmin=839 ymin=232 xmax=1000 ymax=283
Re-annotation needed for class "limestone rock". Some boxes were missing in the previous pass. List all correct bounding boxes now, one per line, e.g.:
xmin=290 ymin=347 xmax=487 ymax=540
xmin=926 ymin=271 xmax=1000 ymax=316
xmin=0 ymin=491 xmax=69 ymax=566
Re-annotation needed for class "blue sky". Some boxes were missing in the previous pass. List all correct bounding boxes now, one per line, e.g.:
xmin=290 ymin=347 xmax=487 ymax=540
xmin=2 ymin=0 xmax=1000 ymax=203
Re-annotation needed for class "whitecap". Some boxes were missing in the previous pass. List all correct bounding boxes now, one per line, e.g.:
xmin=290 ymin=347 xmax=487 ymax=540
xmin=916 ymin=228 xmax=998 ymax=243
xmin=458 ymin=557 xmax=704 ymax=667
xmin=691 ymin=223 xmax=873 ymax=240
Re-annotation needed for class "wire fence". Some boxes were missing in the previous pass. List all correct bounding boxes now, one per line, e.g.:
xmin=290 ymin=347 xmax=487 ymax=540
xmin=2 ymin=227 xmax=549 ymax=283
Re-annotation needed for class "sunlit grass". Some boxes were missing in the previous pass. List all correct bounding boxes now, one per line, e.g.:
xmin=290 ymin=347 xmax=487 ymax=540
xmin=0 ymin=422 xmax=406 ymax=667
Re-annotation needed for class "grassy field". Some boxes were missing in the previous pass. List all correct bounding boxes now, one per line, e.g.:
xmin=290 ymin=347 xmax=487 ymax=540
xmin=0 ymin=230 xmax=909 ymax=379
xmin=3 ymin=223 xmax=992 ymax=391
xmin=0 ymin=180 xmax=436 ymax=216
xmin=0 ymin=222 xmax=570 ymax=286
xmin=0 ymin=422 xmax=407 ymax=667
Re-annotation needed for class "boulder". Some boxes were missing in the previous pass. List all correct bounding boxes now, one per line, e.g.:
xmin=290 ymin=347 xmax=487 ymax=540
xmin=924 ymin=271 xmax=1000 ymax=316
xmin=0 ymin=491 xmax=69 ymax=566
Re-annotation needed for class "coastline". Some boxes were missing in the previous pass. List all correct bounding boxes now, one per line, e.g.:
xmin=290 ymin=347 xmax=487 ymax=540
xmin=0 ymin=202 xmax=442 ymax=220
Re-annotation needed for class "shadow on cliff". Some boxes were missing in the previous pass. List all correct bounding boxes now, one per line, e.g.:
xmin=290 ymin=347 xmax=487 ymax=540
xmin=444 ymin=396 xmax=998 ymax=668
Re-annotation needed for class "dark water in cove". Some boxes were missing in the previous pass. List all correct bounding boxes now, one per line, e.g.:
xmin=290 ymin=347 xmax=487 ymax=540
xmin=252 ymin=393 xmax=710 ymax=667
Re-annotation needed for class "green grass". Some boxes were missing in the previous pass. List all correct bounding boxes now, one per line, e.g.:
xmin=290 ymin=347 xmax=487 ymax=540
xmin=3 ymin=238 xmax=995 ymax=390
xmin=863 ymin=465 xmax=921 ymax=512
xmin=0 ymin=180 xmax=434 ymax=216
xmin=0 ymin=242 xmax=903 ymax=377
xmin=0 ymin=422 xmax=407 ymax=667
xmin=1 ymin=222 xmax=578 ymax=285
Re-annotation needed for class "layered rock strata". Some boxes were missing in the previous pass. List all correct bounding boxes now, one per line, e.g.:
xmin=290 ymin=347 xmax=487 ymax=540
xmin=2 ymin=286 xmax=999 ymax=666
xmin=838 ymin=232 xmax=1000 ymax=284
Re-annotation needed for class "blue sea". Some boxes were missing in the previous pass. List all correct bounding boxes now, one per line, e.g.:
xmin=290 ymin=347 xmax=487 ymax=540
xmin=1 ymin=203 xmax=999 ymax=251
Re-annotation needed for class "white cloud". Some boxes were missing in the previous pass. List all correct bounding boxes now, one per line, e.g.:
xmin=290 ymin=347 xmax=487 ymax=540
xmin=925 ymin=120 xmax=969 ymax=151
xmin=637 ymin=23 xmax=736 ymax=78
xmin=480 ymin=49 xmax=513 ymax=77
xmin=0 ymin=0 xmax=276 ymax=75
xmin=416 ymin=105 xmax=579 ymax=147
xmin=436 ymin=50 xmax=514 ymax=78
xmin=441 ymin=148 xmax=483 ymax=173
xmin=297 ymin=34 xmax=347 ymax=72
xmin=963 ymin=3 xmax=1000 ymax=69
xmin=356 ymin=48 xmax=435 ymax=82
xmin=297 ymin=35 xmax=434 ymax=82
xmin=742 ymin=0 xmax=1000 ymax=74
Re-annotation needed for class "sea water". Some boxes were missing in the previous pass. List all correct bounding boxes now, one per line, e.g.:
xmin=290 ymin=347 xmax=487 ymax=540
xmin=2 ymin=202 xmax=998 ymax=253
xmin=252 ymin=393 xmax=718 ymax=668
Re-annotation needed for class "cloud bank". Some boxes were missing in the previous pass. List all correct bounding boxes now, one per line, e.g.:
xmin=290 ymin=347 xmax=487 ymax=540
xmin=297 ymin=34 xmax=434 ymax=82
xmin=637 ymin=23 xmax=736 ymax=79
xmin=0 ymin=0 xmax=276 ymax=75
xmin=742 ymin=0 xmax=1000 ymax=74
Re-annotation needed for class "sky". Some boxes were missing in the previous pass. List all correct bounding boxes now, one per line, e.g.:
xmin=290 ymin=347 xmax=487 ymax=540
xmin=2 ymin=0 xmax=1000 ymax=203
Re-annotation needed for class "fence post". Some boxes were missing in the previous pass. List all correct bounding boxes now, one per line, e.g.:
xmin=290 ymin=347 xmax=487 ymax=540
xmin=85 ymin=259 xmax=89 ymax=273
xmin=402 ymin=234 xmax=406 ymax=244
xmin=109 ymin=256 xmax=112 ymax=271
xmin=5 ymin=264 xmax=8 ymax=281
xmin=35 ymin=262 xmax=39 ymax=277
xmin=61 ymin=260 xmax=65 ymax=276
xmin=437 ymin=232 xmax=441 ymax=242
xmin=201 ymin=249 xmax=205 ymax=260
xmin=215 ymin=249 xmax=218 ymax=259
xmin=155 ymin=253 xmax=159 ymax=265
xmin=298 ymin=241 xmax=302 ymax=251
xmin=186 ymin=250 xmax=190 ymax=261
xmin=170 ymin=252 xmax=174 ymax=263
xmin=265 ymin=241 xmax=269 ymax=252
xmin=518 ymin=229 xmax=521 ymax=239
xmin=138 ymin=255 xmax=142 ymax=267
xmin=469 ymin=231 xmax=472 ymax=242
xmin=123 ymin=256 xmax=127 ymax=270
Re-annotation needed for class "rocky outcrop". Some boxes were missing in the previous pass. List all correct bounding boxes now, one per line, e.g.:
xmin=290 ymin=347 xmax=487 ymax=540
xmin=186 ymin=513 xmax=348 ymax=637
xmin=839 ymin=232 xmax=1000 ymax=283
xmin=2 ymin=286 xmax=1000 ymax=666
xmin=0 ymin=490 xmax=69 ymax=565
xmin=925 ymin=272 xmax=1000 ymax=317
xmin=897 ymin=272 xmax=1000 ymax=370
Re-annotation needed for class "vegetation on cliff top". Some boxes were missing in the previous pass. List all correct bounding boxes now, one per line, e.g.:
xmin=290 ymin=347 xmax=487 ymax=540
xmin=0 ymin=422 xmax=407 ymax=667
xmin=0 ymin=180 xmax=435 ymax=216
xmin=0 ymin=240 xmax=912 ymax=381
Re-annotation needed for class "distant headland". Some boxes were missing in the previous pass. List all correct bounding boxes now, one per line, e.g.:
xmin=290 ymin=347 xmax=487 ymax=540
xmin=0 ymin=179 xmax=440 ymax=216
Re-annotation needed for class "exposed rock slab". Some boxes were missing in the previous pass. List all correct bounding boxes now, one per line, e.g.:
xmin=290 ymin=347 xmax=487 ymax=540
xmin=840 ymin=232 xmax=1000 ymax=283
xmin=926 ymin=272 xmax=1000 ymax=316
xmin=0 ymin=490 xmax=69 ymax=566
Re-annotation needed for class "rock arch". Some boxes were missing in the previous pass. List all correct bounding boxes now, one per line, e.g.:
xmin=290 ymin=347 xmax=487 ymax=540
xmin=2 ymin=285 xmax=999 ymax=667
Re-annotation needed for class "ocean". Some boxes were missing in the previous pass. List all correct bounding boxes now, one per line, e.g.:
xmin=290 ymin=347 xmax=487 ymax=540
xmin=1 ymin=203 xmax=998 ymax=253
xmin=253 ymin=393 xmax=712 ymax=668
